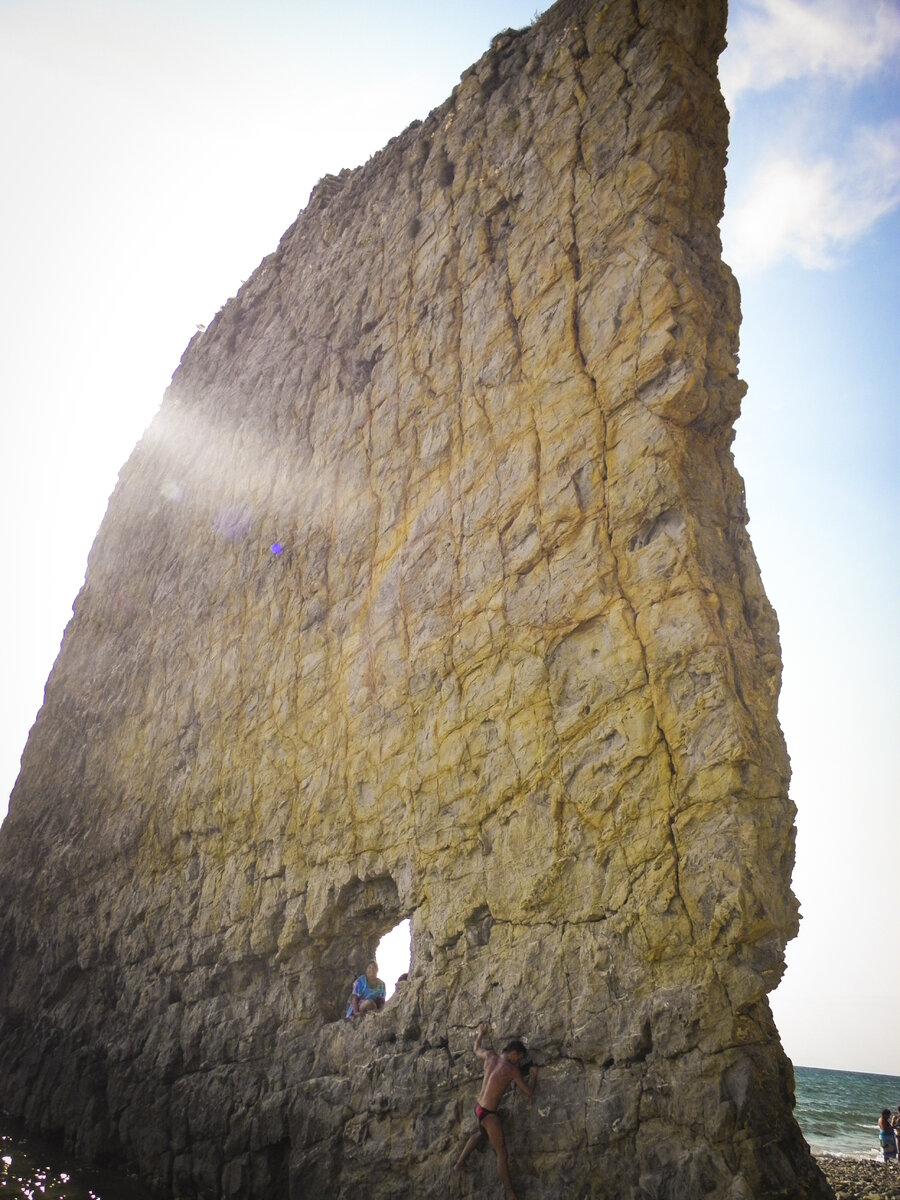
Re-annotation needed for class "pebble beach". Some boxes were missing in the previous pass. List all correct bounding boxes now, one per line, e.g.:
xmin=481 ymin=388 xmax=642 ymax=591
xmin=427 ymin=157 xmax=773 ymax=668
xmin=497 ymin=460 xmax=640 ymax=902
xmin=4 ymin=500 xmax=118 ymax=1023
xmin=818 ymin=1155 xmax=900 ymax=1200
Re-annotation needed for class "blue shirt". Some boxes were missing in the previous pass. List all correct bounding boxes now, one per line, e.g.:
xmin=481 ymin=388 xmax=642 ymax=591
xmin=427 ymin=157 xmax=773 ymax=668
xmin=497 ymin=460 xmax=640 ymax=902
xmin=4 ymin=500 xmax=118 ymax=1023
xmin=346 ymin=973 xmax=386 ymax=1018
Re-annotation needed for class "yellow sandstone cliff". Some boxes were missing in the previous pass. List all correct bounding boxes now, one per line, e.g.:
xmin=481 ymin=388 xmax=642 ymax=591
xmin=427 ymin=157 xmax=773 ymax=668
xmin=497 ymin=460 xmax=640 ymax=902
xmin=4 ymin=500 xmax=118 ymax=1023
xmin=0 ymin=1 xmax=832 ymax=1197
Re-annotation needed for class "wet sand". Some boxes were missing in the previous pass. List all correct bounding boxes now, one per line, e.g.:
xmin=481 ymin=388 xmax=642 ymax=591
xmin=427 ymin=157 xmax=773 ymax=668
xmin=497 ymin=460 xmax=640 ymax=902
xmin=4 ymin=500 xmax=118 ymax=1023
xmin=817 ymin=1154 xmax=900 ymax=1199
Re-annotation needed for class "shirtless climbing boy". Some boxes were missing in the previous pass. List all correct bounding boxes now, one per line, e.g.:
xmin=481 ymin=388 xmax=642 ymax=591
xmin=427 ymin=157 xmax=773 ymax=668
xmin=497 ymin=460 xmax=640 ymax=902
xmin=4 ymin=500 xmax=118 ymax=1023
xmin=453 ymin=1022 xmax=538 ymax=1199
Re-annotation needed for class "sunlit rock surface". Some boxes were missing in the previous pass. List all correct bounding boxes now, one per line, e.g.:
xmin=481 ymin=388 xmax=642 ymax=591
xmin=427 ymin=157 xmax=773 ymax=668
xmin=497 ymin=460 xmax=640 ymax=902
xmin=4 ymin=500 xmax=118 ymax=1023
xmin=0 ymin=1 xmax=832 ymax=1196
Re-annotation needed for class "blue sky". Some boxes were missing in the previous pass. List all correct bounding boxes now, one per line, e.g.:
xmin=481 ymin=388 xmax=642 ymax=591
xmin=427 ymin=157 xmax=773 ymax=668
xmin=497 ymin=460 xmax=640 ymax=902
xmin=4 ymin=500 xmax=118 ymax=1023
xmin=1 ymin=0 xmax=897 ymax=1075
xmin=719 ymin=0 xmax=899 ymax=1075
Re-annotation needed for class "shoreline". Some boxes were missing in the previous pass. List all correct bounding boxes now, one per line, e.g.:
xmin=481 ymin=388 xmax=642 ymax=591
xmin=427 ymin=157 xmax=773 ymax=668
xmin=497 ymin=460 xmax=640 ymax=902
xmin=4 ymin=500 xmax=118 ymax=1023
xmin=816 ymin=1153 xmax=900 ymax=1199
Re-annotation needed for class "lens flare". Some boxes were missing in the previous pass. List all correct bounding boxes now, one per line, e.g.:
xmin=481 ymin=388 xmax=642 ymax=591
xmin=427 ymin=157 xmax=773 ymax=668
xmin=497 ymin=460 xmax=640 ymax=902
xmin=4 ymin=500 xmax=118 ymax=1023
xmin=213 ymin=507 xmax=252 ymax=541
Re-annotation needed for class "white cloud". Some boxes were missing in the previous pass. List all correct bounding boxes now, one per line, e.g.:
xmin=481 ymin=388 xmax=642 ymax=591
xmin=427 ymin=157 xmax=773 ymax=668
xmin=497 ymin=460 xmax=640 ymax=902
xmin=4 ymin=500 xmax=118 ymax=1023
xmin=722 ymin=119 xmax=900 ymax=273
xmin=721 ymin=0 xmax=900 ymax=108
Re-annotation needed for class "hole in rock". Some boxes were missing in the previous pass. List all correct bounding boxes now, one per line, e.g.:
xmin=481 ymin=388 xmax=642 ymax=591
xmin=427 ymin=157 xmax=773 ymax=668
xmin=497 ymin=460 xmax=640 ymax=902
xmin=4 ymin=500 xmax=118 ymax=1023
xmin=317 ymin=875 xmax=416 ymax=1021
xmin=377 ymin=918 xmax=412 ymax=999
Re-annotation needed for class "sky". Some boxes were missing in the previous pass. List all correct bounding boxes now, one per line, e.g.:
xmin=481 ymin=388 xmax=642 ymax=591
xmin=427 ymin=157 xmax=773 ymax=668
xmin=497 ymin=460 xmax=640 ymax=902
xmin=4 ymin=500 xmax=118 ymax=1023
xmin=1 ymin=0 xmax=897 ymax=1077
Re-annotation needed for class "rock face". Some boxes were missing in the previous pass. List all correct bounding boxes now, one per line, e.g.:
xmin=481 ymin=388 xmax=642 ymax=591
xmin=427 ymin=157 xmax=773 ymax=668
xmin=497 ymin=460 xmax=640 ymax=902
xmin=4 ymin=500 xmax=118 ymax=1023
xmin=0 ymin=1 xmax=832 ymax=1197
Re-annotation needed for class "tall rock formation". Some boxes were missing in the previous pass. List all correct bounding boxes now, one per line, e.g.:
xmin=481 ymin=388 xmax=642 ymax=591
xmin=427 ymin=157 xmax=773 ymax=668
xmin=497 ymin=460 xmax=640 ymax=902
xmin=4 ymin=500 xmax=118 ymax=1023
xmin=0 ymin=1 xmax=832 ymax=1197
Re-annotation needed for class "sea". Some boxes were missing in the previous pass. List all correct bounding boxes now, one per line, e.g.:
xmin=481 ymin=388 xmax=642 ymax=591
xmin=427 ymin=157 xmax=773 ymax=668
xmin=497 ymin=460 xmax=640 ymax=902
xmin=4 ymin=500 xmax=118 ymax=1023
xmin=794 ymin=1064 xmax=900 ymax=1159
xmin=1 ymin=1065 xmax=898 ymax=1196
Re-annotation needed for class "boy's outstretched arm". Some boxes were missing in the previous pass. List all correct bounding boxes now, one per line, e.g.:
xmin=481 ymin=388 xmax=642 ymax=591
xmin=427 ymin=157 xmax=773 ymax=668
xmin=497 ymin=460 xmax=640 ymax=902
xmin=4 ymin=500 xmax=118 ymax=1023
xmin=473 ymin=1021 xmax=490 ymax=1060
xmin=513 ymin=1064 xmax=538 ymax=1098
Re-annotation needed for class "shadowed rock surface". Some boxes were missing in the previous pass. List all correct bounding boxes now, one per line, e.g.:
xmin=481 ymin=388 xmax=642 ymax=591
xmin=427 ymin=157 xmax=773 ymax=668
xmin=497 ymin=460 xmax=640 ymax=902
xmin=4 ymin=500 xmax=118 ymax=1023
xmin=0 ymin=0 xmax=833 ymax=1196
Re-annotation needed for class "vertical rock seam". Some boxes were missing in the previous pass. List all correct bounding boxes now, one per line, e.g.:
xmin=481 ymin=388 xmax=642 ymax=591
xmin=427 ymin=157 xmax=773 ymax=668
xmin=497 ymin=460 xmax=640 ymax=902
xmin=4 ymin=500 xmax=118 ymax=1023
xmin=0 ymin=1 xmax=832 ymax=1197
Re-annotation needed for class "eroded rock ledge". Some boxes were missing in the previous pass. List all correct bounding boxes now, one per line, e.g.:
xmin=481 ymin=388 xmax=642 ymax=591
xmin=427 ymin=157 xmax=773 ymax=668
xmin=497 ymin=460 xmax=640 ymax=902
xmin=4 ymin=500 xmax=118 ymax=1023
xmin=0 ymin=1 xmax=832 ymax=1197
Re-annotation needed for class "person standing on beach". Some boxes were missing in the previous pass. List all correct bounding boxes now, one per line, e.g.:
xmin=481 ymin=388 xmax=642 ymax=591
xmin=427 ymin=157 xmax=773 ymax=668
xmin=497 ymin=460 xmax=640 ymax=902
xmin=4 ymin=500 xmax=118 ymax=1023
xmin=878 ymin=1109 xmax=897 ymax=1161
xmin=453 ymin=1022 xmax=538 ymax=1200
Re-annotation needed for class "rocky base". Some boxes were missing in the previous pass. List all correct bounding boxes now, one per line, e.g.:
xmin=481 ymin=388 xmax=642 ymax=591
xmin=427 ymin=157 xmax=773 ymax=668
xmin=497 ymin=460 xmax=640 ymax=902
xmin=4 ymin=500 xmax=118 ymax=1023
xmin=818 ymin=1155 xmax=900 ymax=1200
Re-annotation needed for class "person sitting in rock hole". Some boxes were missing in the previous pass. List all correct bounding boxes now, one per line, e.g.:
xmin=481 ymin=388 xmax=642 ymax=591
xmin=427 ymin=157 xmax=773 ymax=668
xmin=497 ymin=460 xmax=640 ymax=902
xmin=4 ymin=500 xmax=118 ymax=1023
xmin=453 ymin=1022 xmax=538 ymax=1199
xmin=345 ymin=959 xmax=386 ymax=1019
